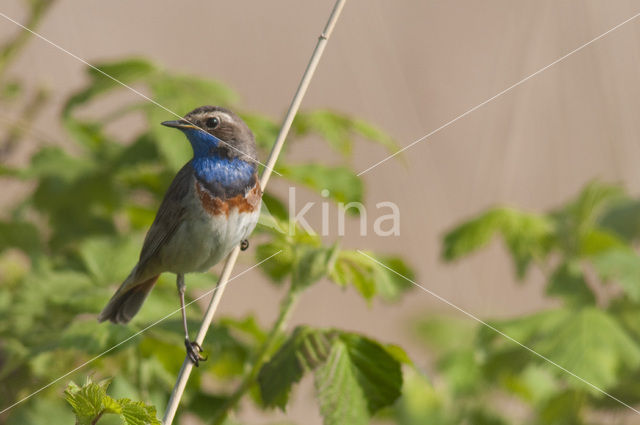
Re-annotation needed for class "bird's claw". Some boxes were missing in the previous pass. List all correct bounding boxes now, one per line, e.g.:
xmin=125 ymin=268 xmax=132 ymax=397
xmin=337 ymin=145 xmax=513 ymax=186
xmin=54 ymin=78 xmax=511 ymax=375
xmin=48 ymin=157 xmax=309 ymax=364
xmin=240 ymin=239 xmax=249 ymax=251
xmin=184 ymin=338 xmax=207 ymax=367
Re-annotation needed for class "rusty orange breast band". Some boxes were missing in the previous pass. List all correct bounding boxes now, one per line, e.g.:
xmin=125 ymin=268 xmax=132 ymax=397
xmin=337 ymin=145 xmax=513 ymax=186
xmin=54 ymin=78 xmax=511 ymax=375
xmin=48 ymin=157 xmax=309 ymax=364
xmin=195 ymin=180 xmax=262 ymax=217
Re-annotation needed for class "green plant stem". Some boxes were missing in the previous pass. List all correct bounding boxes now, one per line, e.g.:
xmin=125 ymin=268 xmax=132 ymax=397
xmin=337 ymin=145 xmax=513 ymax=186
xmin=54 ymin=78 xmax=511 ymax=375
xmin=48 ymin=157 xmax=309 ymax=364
xmin=0 ymin=0 xmax=56 ymax=80
xmin=211 ymin=285 xmax=301 ymax=425
xmin=91 ymin=410 xmax=104 ymax=425
xmin=0 ymin=86 xmax=49 ymax=158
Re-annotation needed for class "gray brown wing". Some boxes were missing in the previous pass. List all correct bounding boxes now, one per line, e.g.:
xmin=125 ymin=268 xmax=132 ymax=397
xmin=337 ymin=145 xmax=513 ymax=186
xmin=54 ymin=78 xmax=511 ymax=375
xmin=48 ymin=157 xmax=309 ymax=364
xmin=136 ymin=162 xmax=194 ymax=274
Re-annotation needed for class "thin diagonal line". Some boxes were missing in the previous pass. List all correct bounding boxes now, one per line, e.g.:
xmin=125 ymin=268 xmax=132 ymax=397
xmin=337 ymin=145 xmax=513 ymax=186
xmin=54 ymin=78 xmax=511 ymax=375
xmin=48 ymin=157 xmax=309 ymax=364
xmin=357 ymin=10 xmax=640 ymax=177
xmin=357 ymin=250 xmax=640 ymax=415
xmin=0 ymin=11 xmax=281 ymax=176
xmin=0 ymin=251 xmax=281 ymax=416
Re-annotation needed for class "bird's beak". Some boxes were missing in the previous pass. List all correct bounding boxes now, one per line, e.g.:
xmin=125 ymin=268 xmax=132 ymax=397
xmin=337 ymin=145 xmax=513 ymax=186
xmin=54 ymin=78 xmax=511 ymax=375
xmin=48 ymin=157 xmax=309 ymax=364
xmin=161 ymin=119 xmax=197 ymax=130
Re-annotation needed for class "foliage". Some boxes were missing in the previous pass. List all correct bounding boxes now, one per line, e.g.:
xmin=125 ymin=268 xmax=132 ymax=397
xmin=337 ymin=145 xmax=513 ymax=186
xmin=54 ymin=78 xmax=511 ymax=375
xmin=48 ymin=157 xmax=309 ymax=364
xmin=397 ymin=181 xmax=640 ymax=424
xmin=65 ymin=378 xmax=160 ymax=425
xmin=258 ymin=326 xmax=403 ymax=424
xmin=0 ymin=4 xmax=413 ymax=425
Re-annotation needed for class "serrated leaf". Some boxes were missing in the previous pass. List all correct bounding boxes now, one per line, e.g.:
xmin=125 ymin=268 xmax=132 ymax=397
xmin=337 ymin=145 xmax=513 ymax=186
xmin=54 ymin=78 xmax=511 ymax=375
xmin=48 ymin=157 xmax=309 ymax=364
xmin=65 ymin=379 xmax=160 ymax=425
xmin=292 ymin=244 xmax=339 ymax=290
xmin=315 ymin=340 xmax=369 ymax=425
xmin=258 ymin=326 xmax=335 ymax=409
xmin=64 ymin=379 xmax=120 ymax=425
xmin=330 ymin=251 xmax=414 ymax=301
xmin=338 ymin=333 xmax=403 ymax=413
xmin=443 ymin=207 xmax=553 ymax=278
xmin=483 ymin=308 xmax=640 ymax=391
xmin=314 ymin=333 xmax=402 ymax=425
xmin=118 ymin=399 xmax=161 ymax=425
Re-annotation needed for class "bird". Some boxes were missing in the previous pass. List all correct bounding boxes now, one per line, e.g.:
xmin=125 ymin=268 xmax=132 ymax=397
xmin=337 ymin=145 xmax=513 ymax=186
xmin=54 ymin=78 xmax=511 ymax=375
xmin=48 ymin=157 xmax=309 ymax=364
xmin=98 ymin=105 xmax=262 ymax=366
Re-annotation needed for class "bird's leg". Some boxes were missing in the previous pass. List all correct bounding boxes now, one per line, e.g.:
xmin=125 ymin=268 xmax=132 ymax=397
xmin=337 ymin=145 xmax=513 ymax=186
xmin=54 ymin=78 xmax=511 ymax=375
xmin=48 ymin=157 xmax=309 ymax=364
xmin=177 ymin=273 xmax=207 ymax=366
xmin=240 ymin=239 xmax=249 ymax=251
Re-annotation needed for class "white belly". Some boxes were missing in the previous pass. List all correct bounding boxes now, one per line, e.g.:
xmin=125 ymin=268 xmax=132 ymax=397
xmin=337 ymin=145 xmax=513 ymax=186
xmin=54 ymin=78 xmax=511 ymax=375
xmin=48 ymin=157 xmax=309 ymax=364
xmin=159 ymin=200 xmax=260 ymax=274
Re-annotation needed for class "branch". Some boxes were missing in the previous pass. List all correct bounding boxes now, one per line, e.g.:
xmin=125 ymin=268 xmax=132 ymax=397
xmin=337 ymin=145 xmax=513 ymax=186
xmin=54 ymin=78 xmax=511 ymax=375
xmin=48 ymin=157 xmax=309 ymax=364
xmin=161 ymin=1 xmax=348 ymax=423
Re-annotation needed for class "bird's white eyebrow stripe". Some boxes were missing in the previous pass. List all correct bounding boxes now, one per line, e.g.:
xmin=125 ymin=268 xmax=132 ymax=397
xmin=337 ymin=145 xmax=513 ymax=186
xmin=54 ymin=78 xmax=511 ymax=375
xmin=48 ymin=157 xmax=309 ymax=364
xmin=217 ymin=112 xmax=234 ymax=122
xmin=0 ymin=11 xmax=281 ymax=176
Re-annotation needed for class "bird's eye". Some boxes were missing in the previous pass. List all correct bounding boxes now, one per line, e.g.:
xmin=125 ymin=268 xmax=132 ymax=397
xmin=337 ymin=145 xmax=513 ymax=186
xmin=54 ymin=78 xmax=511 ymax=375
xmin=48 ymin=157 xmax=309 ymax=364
xmin=205 ymin=117 xmax=220 ymax=129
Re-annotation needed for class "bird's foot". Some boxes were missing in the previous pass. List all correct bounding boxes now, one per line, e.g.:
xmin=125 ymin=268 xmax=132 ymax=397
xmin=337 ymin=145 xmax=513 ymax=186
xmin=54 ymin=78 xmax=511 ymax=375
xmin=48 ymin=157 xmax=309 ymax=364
xmin=240 ymin=239 xmax=249 ymax=251
xmin=184 ymin=338 xmax=207 ymax=367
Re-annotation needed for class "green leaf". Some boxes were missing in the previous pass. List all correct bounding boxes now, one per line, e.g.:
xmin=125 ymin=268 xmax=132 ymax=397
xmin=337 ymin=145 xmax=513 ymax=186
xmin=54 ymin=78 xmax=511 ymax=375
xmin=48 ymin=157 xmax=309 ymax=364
xmin=578 ymin=228 xmax=626 ymax=256
xmin=118 ymin=399 xmax=161 ymax=425
xmin=292 ymin=244 xmax=339 ymax=290
xmin=413 ymin=315 xmax=476 ymax=354
xmin=5 ymin=397 xmax=74 ymax=425
xmin=503 ymin=364 xmax=558 ymax=405
xmin=339 ymin=333 xmax=403 ymax=413
xmin=546 ymin=261 xmax=595 ymax=306
xmin=331 ymin=251 xmax=376 ymax=299
xmin=599 ymin=199 xmax=640 ymax=242
xmin=279 ymin=163 xmax=363 ymax=204
xmin=436 ymin=348 xmax=481 ymax=395
xmin=0 ymin=220 xmax=41 ymax=257
xmin=63 ymin=58 xmax=157 ymax=116
xmin=65 ymin=378 xmax=160 ymax=425
xmin=369 ymin=255 xmax=415 ymax=301
xmin=392 ymin=369 xmax=440 ymax=425
xmin=256 ymin=238 xmax=295 ymax=284
xmin=351 ymin=119 xmax=400 ymax=155
xmin=556 ymin=181 xmax=626 ymax=231
xmin=188 ymin=393 xmax=230 ymax=423
xmin=261 ymin=191 xmax=289 ymax=221
xmin=258 ymin=326 xmax=335 ymax=409
xmin=24 ymin=146 xmax=90 ymax=181
xmin=315 ymin=340 xmax=369 ymax=425
xmin=78 ymin=235 xmax=142 ymax=286
xmin=294 ymin=110 xmax=400 ymax=157
xmin=593 ymin=249 xmax=640 ymax=301
xmin=552 ymin=181 xmax=627 ymax=255
xmin=484 ymin=308 xmax=640 ymax=391
xmin=443 ymin=207 xmax=553 ymax=278
xmin=64 ymin=379 xmax=120 ymax=425
xmin=314 ymin=333 xmax=403 ymax=424
xmin=330 ymin=251 xmax=414 ymax=301
xmin=259 ymin=327 xmax=402 ymax=419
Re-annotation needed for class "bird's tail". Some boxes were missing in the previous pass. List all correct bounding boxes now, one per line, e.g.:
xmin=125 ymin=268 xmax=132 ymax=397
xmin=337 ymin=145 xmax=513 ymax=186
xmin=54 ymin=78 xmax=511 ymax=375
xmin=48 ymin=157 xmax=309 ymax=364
xmin=98 ymin=271 xmax=159 ymax=324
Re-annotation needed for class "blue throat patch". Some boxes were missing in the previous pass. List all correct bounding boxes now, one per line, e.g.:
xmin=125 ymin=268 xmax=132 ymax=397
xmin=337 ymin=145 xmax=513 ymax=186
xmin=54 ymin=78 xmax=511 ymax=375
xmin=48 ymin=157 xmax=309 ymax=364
xmin=183 ymin=128 xmax=256 ymax=189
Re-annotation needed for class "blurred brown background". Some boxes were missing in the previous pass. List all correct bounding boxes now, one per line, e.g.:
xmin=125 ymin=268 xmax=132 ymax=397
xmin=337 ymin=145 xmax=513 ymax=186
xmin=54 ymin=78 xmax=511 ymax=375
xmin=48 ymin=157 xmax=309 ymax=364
xmin=3 ymin=0 xmax=640 ymax=423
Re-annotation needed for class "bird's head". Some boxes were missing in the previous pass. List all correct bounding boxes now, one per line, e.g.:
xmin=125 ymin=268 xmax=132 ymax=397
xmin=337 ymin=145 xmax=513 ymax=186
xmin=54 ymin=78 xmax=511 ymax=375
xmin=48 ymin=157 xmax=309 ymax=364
xmin=162 ymin=106 xmax=257 ymax=163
